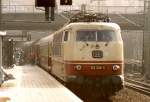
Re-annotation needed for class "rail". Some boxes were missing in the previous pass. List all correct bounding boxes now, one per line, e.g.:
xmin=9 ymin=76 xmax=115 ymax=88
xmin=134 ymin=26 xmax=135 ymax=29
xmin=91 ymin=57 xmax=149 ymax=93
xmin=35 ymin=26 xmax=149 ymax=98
xmin=125 ymin=78 xmax=150 ymax=96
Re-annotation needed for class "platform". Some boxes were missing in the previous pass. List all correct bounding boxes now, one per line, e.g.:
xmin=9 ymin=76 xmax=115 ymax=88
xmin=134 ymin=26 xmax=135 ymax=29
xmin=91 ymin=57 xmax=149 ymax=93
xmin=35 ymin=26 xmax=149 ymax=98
xmin=0 ymin=65 xmax=83 ymax=102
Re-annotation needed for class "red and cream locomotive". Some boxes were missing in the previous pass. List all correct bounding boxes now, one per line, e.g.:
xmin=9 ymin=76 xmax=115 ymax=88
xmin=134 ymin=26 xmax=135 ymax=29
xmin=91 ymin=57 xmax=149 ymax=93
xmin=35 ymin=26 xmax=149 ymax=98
xmin=24 ymin=13 xmax=124 ymax=94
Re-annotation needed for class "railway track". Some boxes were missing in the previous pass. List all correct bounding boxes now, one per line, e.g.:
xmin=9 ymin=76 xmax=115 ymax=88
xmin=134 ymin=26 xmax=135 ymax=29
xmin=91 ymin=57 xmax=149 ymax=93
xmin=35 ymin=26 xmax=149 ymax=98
xmin=125 ymin=78 xmax=150 ymax=96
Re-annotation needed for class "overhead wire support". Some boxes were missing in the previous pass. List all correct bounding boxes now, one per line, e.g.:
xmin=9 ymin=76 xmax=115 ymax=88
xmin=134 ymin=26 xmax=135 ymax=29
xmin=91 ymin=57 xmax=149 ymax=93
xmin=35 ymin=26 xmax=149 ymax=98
xmin=69 ymin=12 xmax=111 ymax=23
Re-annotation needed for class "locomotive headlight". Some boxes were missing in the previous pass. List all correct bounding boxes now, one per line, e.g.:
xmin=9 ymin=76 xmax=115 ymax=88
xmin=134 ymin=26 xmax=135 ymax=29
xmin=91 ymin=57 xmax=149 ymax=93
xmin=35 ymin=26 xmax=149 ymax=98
xmin=75 ymin=65 xmax=82 ymax=70
xmin=112 ymin=65 xmax=120 ymax=71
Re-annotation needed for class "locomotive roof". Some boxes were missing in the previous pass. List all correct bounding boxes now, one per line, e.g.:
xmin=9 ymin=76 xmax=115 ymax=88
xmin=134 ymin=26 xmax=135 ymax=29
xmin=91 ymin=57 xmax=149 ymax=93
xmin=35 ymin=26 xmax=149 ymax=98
xmin=35 ymin=22 xmax=121 ymax=45
xmin=64 ymin=22 xmax=120 ymax=30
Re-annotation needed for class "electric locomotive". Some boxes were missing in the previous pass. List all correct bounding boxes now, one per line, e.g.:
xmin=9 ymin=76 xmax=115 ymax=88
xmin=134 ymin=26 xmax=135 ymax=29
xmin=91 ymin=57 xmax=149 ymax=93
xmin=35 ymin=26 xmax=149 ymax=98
xmin=26 ymin=13 xmax=124 ymax=94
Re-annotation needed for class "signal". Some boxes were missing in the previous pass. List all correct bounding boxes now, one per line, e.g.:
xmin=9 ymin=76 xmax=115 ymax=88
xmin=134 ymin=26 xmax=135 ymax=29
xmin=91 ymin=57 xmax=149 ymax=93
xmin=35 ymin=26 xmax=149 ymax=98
xmin=60 ymin=0 xmax=72 ymax=5
xmin=35 ymin=0 xmax=55 ymax=7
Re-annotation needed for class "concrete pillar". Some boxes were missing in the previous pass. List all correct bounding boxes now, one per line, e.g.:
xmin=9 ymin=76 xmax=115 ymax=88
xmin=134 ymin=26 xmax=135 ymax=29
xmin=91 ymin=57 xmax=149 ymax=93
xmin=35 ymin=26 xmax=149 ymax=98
xmin=0 ymin=37 xmax=2 ymax=68
xmin=81 ymin=4 xmax=86 ymax=13
xmin=0 ymin=0 xmax=2 ymax=68
xmin=22 ymin=30 xmax=28 ymax=40
xmin=143 ymin=0 xmax=150 ymax=79
xmin=0 ymin=0 xmax=1 ymax=29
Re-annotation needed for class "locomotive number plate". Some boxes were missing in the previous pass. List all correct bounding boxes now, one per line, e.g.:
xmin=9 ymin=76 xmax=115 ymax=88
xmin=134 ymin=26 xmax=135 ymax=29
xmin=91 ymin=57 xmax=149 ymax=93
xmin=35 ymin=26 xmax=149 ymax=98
xmin=92 ymin=50 xmax=103 ymax=58
xmin=91 ymin=66 xmax=105 ymax=70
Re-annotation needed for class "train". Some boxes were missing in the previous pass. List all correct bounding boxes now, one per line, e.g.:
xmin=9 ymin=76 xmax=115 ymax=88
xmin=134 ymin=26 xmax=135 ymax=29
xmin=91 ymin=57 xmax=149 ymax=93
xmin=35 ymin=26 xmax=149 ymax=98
xmin=23 ymin=14 xmax=124 ymax=95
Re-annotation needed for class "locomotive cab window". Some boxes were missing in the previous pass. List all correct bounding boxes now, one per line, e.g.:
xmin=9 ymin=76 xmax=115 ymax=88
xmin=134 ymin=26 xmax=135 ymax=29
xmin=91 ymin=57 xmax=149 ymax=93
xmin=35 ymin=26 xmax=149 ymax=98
xmin=76 ymin=30 xmax=117 ymax=42
xmin=76 ymin=31 xmax=96 ymax=41
xmin=97 ymin=30 xmax=116 ymax=42
xmin=64 ymin=31 xmax=69 ymax=41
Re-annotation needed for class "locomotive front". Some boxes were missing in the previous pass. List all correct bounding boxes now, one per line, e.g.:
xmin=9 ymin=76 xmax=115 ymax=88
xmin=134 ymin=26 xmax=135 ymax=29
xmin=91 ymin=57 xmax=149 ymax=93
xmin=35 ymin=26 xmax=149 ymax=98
xmin=64 ymin=22 xmax=124 ymax=92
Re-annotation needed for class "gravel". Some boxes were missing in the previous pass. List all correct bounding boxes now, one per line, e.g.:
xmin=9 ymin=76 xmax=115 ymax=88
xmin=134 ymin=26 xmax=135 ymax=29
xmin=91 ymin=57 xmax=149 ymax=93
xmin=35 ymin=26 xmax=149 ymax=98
xmin=111 ymin=88 xmax=150 ymax=102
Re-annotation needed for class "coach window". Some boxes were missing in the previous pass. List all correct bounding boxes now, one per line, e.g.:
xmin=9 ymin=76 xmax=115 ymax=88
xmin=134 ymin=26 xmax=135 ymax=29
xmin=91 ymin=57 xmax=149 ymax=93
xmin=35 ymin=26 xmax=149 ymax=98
xmin=64 ymin=31 xmax=69 ymax=41
xmin=53 ymin=32 xmax=63 ymax=56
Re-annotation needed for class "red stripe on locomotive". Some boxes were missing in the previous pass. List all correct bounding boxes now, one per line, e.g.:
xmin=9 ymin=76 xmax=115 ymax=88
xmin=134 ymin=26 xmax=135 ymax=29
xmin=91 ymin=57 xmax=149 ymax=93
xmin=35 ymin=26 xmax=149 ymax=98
xmin=65 ymin=60 xmax=123 ymax=76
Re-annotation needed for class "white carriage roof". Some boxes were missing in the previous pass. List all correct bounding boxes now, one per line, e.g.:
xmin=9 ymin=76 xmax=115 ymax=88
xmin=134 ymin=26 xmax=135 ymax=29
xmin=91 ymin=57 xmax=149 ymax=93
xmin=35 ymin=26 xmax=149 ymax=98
xmin=36 ymin=34 xmax=53 ymax=45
